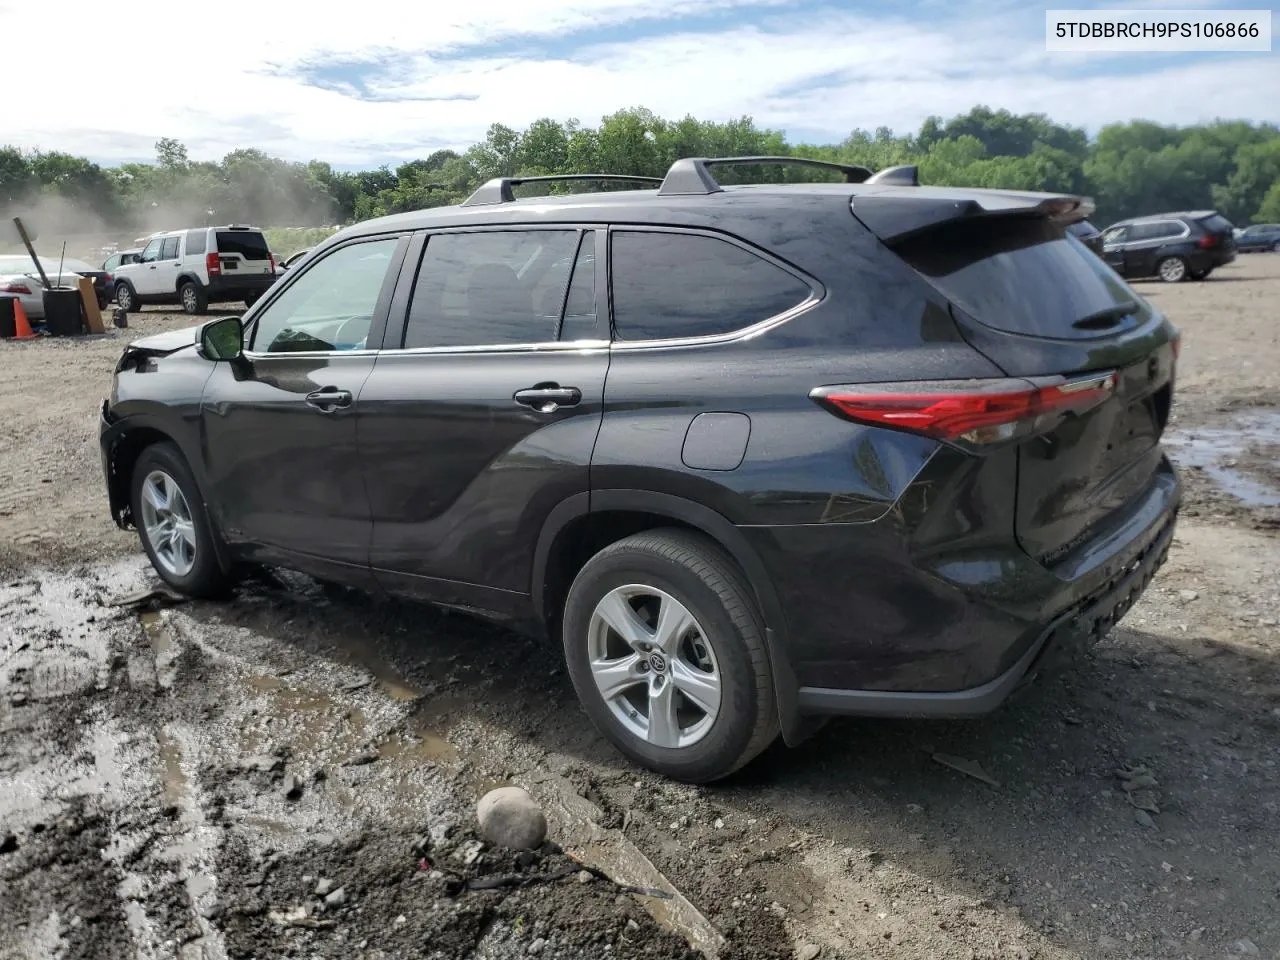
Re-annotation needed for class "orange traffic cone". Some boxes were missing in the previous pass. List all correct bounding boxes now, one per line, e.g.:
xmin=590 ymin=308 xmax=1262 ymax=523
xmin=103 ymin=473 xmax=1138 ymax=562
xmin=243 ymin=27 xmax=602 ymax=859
xmin=12 ymin=300 xmax=38 ymax=340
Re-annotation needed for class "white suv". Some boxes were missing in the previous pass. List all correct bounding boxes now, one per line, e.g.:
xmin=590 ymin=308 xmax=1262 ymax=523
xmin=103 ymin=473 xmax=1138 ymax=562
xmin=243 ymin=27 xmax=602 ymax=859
xmin=113 ymin=225 xmax=277 ymax=314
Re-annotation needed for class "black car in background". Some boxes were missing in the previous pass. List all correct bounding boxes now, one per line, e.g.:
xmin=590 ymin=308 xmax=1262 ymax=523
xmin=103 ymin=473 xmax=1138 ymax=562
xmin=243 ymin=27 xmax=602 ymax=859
xmin=1100 ymin=211 xmax=1236 ymax=282
xmin=99 ymin=159 xmax=1181 ymax=782
xmin=1068 ymin=219 xmax=1104 ymax=255
xmin=1235 ymin=223 xmax=1280 ymax=253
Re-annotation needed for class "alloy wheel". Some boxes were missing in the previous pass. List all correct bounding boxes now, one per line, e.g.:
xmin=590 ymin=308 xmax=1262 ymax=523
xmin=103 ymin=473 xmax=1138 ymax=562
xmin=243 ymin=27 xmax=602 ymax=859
xmin=139 ymin=469 xmax=197 ymax=577
xmin=586 ymin=584 xmax=722 ymax=749
xmin=1159 ymin=258 xmax=1186 ymax=282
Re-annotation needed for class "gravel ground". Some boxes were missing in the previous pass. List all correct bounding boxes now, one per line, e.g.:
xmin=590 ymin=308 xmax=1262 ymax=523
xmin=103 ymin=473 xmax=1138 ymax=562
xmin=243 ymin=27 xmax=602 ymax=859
xmin=2 ymin=257 xmax=1280 ymax=960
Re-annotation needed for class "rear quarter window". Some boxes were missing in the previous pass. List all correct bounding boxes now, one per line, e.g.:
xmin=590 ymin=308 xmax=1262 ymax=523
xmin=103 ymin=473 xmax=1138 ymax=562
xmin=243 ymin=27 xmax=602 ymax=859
xmin=185 ymin=230 xmax=207 ymax=256
xmin=1199 ymin=214 xmax=1234 ymax=234
xmin=893 ymin=218 xmax=1150 ymax=340
xmin=610 ymin=231 xmax=812 ymax=341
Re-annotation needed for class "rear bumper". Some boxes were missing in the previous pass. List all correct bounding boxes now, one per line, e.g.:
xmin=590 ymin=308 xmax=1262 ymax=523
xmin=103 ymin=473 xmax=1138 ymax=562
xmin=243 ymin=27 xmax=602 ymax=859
xmin=795 ymin=508 xmax=1175 ymax=717
xmin=204 ymin=274 xmax=274 ymax=300
xmin=745 ymin=455 xmax=1181 ymax=717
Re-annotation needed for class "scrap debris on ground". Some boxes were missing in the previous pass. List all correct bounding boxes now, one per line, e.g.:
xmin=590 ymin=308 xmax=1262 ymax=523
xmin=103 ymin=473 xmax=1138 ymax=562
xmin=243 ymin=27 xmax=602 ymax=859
xmin=4 ymin=260 xmax=1280 ymax=960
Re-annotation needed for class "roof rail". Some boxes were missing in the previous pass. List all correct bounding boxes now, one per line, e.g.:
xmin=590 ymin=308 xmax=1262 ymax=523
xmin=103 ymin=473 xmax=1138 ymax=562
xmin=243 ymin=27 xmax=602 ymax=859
xmin=657 ymin=156 xmax=874 ymax=196
xmin=461 ymin=173 xmax=663 ymax=207
xmin=864 ymin=164 xmax=919 ymax=187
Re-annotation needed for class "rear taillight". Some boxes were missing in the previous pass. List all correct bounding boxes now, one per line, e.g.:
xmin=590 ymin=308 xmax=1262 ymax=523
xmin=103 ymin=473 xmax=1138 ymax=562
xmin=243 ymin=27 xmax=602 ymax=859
xmin=1197 ymin=234 xmax=1218 ymax=249
xmin=0 ymin=282 xmax=33 ymax=295
xmin=206 ymin=252 xmax=222 ymax=278
xmin=104 ymin=273 xmax=113 ymax=284
xmin=811 ymin=374 xmax=1117 ymax=449
xmin=268 ymin=253 xmax=276 ymax=272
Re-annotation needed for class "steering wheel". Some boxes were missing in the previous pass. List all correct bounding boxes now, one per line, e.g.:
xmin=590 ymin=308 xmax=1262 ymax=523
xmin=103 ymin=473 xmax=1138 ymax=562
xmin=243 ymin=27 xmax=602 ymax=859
xmin=334 ymin=314 xmax=372 ymax=350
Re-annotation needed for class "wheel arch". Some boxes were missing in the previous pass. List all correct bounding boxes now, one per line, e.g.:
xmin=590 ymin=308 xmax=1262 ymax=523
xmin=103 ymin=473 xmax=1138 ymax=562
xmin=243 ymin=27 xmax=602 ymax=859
xmin=534 ymin=489 xmax=813 ymax=746
xmin=102 ymin=414 xmax=233 ymax=574
xmin=176 ymin=273 xmax=204 ymax=293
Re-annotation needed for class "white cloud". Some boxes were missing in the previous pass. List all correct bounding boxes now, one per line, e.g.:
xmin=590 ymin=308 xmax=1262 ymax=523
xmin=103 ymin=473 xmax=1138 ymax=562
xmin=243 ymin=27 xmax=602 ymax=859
xmin=0 ymin=0 xmax=1276 ymax=166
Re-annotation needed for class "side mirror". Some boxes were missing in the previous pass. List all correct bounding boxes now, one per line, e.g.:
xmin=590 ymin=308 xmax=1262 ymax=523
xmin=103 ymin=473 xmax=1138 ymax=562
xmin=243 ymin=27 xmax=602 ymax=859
xmin=200 ymin=315 xmax=244 ymax=361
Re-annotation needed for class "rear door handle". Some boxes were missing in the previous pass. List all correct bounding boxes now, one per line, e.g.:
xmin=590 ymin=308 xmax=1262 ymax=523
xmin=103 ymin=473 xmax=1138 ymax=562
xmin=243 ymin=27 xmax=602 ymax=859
xmin=513 ymin=385 xmax=582 ymax=413
xmin=305 ymin=387 xmax=353 ymax=412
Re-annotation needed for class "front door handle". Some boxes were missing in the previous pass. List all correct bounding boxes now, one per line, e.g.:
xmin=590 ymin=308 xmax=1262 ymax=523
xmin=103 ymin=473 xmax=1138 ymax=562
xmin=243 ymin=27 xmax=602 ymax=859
xmin=513 ymin=384 xmax=582 ymax=413
xmin=304 ymin=387 xmax=353 ymax=412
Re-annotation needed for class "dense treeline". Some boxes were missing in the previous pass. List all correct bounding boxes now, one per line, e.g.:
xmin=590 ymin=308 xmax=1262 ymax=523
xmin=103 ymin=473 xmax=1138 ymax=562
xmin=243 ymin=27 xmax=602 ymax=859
xmin=3 ymin=106 xmax=1279 ymax=237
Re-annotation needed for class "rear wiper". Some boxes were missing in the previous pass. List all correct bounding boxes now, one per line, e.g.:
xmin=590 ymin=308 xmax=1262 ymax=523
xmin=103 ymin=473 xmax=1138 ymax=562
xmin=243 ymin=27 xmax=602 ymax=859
xmin=1072 ymin=301 xmax=1138 ymax=331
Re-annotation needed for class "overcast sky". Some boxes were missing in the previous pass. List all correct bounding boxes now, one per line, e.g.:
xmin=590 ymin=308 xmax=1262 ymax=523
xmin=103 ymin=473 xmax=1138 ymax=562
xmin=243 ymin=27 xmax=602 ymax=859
xmin=3 ymin=0 xmax=1276 ymax=168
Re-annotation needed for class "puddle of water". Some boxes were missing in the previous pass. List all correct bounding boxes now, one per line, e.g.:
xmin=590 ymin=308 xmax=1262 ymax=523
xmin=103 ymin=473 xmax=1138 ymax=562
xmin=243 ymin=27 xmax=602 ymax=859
xmin=156 ymin=731 xmax=188 ymax=808
xmin=376 ymin=728 xmax=457 ymax=764
xmin=1164 ymin=409 xmax=1280 ymax=507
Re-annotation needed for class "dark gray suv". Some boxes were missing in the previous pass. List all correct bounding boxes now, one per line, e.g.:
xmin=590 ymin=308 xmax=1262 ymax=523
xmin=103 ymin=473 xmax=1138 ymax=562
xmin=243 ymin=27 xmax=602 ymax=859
xmin=100 ymin=157 xmax=1182 ymax=782
xmin=1101 ymin=211 xmax=1237 ymax=282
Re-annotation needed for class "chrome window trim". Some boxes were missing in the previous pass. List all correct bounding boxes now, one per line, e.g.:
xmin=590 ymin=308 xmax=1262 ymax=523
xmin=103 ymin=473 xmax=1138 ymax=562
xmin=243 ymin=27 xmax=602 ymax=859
xmin=609 ymin=292 xmax=823 ymax=351
xmin=242 ymin=339 xmax=612 ymax=361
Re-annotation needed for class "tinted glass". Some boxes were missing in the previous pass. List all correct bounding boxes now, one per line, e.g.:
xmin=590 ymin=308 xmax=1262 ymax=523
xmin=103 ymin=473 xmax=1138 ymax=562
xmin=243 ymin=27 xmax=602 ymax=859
xmin=1199 ymin=214 xmax=1234 ymax=234
xmin=160 ymin=237 xmax=180 ymax=259
xmin=1126 ymin=223 xmax=1158 ymax=241
xmin=251 ymin=238 xmax=397 ymax=353
xmin=560 ymin=231 xmax=597 ymax=340
xmin=1149 ymin=222 xmax=1183 ymax=240
xmin=894 ymin=218 xmax=1148 ymax=340
xmin=610 ymin=231 xmax=811 ymax=341
xmin=217 ymin=230 xmax=271 ymax=259
xmin=404 ymin=230 xmax=580 ymax=349
xmin=185 ymin=230 xmax=207 ymax=256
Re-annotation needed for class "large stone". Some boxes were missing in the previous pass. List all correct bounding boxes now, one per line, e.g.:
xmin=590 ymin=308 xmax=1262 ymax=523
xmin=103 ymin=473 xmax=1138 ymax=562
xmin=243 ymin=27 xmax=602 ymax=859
xmin=476 ymin=786 xmax=547 ymax=851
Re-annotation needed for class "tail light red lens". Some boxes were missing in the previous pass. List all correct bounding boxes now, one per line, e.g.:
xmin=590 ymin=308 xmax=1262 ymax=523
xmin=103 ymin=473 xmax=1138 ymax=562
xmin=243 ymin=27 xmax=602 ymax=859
xmin=811 ymin=374 xmax=1117 ymax=449
xmin=206 ymin=252 xmax=222 ymax=279
xmin=0 ymin=282 xmax=33 ymax=295
xmin=1198 ymin=234 xmax=1218 ymax=249
xmin=268 ymin=253 xmax=276 ymax=272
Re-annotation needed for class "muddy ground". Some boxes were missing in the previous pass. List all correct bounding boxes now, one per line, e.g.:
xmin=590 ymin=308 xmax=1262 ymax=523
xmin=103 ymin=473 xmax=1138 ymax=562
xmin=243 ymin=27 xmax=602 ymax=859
xmin=3 ymin=254 xmax=1280 ymax=960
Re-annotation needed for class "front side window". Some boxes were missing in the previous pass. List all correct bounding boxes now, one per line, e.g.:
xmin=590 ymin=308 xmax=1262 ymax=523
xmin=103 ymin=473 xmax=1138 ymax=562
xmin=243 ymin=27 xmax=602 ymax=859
xmin=140 ymin=239 xmax=162 ymax=262
xmin=403 ymin=230 xmax=581 ymax=349
xmin=610 ymin=231 xmax=812 ymax=341
xmin=250 ymin=238 xmax=398 ymax=353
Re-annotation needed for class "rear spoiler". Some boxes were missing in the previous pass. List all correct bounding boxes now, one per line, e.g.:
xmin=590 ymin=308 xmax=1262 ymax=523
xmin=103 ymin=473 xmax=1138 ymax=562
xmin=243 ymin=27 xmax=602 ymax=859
xmin=850 ymin=186 xmax=1096 ymax=244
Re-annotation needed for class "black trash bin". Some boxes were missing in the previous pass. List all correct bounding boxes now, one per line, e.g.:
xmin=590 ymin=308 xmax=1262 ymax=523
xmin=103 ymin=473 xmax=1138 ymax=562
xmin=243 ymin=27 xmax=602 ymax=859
xmin=0 ymin=296 xmax=15 ymax=339
xmin=42 ymin=287 xmax=85 ymax=336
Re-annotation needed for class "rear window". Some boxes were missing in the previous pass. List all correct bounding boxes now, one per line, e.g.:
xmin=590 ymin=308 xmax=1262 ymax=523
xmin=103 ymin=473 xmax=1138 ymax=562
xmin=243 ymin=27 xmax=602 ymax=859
xmin=217 ymin=230 xmax=270 ymax=259
xmin=1198 ymin=214 xmax=1234 ymax=234
xmin=894 ymin=218 xmax=1149 ymax=340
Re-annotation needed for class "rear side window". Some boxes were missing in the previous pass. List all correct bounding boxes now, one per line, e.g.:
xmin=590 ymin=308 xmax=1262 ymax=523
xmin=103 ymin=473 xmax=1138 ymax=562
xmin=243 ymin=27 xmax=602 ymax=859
xmin=185 ymin=230 xmax=207 ymax=256
xmin=894 ymin=218 xmax=1149 ymax=340
xmin=1199 ymin=214 xmax=1234 ymax=234
xmin=217 ymin=230 xmax=270 ymax=260
xmin=560 ymin=231 xmax=598 ymax=341
xmin=610 ymin=231 xmax=811 ymax=341
xmin=160 ymin=237 xmax=180 ymax=260
xmin=403 ymin=230 xmax=581 ymax=349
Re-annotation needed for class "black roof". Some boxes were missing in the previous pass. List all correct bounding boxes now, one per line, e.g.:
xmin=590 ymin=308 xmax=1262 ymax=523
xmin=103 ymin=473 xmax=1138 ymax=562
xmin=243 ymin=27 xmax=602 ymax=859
xmin=334 ymin=156 xmax=1094 ymax=248
xmin=1109 ymin=210 xmax=1220 ymax=227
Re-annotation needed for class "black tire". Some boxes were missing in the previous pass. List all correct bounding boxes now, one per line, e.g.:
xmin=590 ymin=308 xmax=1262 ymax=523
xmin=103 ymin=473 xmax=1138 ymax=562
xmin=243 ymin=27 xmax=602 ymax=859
xmin=115 ymin=282 xmax=140 ymax=313
xmin=562 ymin=529 xmax=778 ymax=783
xmin=1190 ymin=268 xmax=1213 ymax=281
xmin=130 ymin=442 xmax=230 ymax=599
xmin=180 ymin=281 xmax=208 ymax=315
xmin=244 ymin=293 xmax=261 ymax=308
xmin=1156 ymin=256 xmax=1188 ymax=283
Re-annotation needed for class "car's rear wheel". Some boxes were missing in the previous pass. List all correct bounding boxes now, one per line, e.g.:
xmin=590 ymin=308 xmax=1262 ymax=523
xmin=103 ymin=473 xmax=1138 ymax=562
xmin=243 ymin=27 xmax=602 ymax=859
xmin=131 ymin=443 xmax=229 ymax=598
xmin=1272 ymin=241 xmax=1280 ymax=253
xmin=562 ymin=529 xmax=777 ymax=783
xmin=115 ymin=282 xmax=139 ymax=313
xmin=180 ymin=282 xmax=208 ymax=315
xmin=1157 ymin=256 xmax=1188 ymax=283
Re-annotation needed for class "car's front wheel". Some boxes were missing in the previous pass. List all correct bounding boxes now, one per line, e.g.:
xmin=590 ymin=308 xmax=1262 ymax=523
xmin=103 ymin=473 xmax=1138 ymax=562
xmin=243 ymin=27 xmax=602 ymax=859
xmin=130 ymin=443 xmax=229 ymax=598
xmin=562 ymin=529 xmax=778 ymax=783
xmin=1157 ymin=256 xmax=1188 ymax=283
